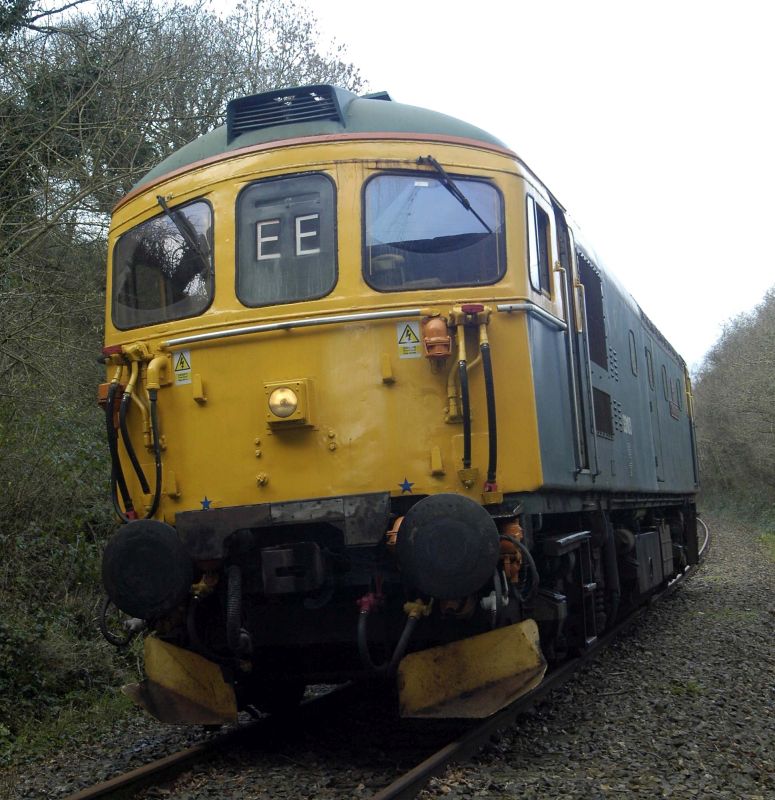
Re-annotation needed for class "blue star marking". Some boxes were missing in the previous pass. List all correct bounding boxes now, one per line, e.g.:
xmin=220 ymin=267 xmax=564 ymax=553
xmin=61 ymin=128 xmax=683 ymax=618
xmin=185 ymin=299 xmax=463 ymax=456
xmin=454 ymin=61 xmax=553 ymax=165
xmin=200 ymin=496 xmax=212 ymax=510
xmin=399 ymin=478 xmax=414 ymax=494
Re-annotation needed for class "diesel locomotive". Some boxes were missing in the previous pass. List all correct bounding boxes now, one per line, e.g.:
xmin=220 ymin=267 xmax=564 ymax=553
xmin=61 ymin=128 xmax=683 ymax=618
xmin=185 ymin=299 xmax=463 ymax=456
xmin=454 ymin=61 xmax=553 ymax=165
xmin=99 ymin=85 xmax=699 ymax=723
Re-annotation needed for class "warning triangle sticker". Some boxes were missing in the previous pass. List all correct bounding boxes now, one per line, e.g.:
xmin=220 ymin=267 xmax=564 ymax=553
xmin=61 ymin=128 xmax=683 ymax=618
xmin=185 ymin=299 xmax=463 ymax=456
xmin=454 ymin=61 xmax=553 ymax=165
xmin=398 ymin=324 xmax=420 ymax=344
xmin=174 ymin=353 xmax=191 ymax=371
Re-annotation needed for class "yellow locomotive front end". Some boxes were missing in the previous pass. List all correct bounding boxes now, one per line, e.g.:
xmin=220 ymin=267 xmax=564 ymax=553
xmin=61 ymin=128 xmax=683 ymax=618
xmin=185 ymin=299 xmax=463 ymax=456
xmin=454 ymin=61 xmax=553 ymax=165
xmin=100 ymin=86 xmax=558 ymax=723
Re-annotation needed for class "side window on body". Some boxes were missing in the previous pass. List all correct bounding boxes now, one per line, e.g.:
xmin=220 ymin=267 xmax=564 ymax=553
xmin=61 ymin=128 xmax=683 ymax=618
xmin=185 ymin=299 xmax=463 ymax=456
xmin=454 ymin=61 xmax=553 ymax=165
xmin=645 ymin=347 xmax=655 ymax=390
xmin=628 ymin=330 xmax=638 ymax=376
xmin=577 ymin=250 xmax=608 ymax=370
xmin=526 ymin=196 xmax=551 ymax=294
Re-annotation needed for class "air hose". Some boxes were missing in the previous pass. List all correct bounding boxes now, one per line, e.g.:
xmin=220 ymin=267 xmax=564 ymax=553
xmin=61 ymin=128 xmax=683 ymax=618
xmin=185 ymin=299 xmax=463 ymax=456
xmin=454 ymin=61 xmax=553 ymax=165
xmin=119 ymin=390 xmax=150 ymax=495
xmin=146 ymin=388 xmax=163 ymax=519
xmin=357 ymin=609 xmax=419 ymax=675
xmin=458 ymin=358 xmax=472 ymax=469
xmin=105 ymin=382 xmax=134 ymax=521
xmin=99 ymin=596 xmax=144 ymax=647
xmin=490 ymin=568 xmax=503 ymax=628
xmin=500 ymin=533 xmax=540 ymax=602
xmin=106 ymin=356 xmax=163 ymax=521
xmin=356 ymin=595 xmax=429 ymax=675
xmin=480 ymin=338 xmax=498 ymax=485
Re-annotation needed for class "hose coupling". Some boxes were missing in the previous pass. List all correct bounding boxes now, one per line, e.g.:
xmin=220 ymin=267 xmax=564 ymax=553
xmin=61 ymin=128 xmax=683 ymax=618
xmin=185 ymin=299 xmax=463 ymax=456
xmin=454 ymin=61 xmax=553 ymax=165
xmin=403 ymin=598 xmax=433 ymax=619
xmin=357 ymin=591 xmax=384 ymax=615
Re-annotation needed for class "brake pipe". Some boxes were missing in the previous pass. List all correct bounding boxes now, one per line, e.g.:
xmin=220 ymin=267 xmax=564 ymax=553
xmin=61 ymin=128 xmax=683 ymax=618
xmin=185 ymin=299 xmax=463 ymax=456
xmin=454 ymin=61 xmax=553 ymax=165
xmin=146 ymin=387 xmax=163 ymax=519
xmin=118 ymin=360 xmax=150 ymax=495
xmin=356 ymin=594 xmax=431 ymax=674
xmin=142 ymin=353 xmax=167 ymax=519
xmin=105 ymin=366 xmax=135 ymax=521
xmin=131 ymin=380 xmax=152 ymax=449
xmin=145 ymin=354 xmax=167 ymax=391
xmin=500 ymin=533 xmax=540 ymax=601
xmin=446 ymin=351 xmax=481 ymax=422
xmin=457 ymin=327 xmax=472 ymax=470
xmin=479 ymin=322 xmax=498 ymax=488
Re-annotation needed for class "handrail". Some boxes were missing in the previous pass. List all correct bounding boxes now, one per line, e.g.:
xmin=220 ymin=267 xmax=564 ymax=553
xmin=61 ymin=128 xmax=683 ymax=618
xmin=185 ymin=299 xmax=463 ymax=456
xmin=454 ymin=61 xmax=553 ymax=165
xmin=496 ymin=302 xmax=567 ymax=331
xmin=555 ymin=264 xmax=586 ymax=473
xmin=163 ymin=307 xmax=425 ymax=348
xmin=163 ymin=301 xmax=567 ymax=349
xmin=575 ymin=283 xmax=601 ymax=478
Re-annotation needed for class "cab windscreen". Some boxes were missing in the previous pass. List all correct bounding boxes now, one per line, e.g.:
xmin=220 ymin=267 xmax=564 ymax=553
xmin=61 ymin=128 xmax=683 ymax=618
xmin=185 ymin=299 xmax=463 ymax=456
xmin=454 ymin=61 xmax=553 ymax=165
xmin=364 ymin=174 xmax=505 ymax=291
xmin=112 ymin=200 xmax=213 ymax=329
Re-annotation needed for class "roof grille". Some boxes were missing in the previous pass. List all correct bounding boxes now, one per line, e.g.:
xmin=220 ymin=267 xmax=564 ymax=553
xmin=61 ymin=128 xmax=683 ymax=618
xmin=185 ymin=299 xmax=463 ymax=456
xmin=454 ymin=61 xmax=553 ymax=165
xmin=226 ymin=85 xmax=345 ymax=143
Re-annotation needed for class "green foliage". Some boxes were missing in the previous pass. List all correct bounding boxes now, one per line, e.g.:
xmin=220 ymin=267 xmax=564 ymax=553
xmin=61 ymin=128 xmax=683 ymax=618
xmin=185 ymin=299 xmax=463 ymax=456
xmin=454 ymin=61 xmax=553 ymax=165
xmin=4 ymin=687 xmax=134 ymax=763
xmin=0 ymin=602 xmax=125 ymax=740
xmin=668 ymin=678 xmax=704 ymax=697
xmin=760 ymin=531 xmax=775 ymax=563
xmin=693 ymin=288 xmax=775 ymax=516
xmin=0 ymin=616 xmax=47 ymax=722
xmin=0 ymin=0 xmax=365 ymax=748
xmin=0 ymin=0 xmax=32 ymax=35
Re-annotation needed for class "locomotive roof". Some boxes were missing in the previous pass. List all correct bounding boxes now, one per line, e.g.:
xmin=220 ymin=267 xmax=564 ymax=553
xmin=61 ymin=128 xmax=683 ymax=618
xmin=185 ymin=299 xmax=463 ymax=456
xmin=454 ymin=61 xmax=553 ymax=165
xmin=136 ymin=84 xmax=510 ymax=188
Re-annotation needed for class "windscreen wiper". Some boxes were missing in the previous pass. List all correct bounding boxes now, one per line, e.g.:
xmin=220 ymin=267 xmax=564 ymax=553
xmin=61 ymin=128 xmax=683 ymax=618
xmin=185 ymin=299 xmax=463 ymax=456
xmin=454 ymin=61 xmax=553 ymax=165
xmin=156 ymin=196 xmax=212 ymax=272
xmin=417 ymin=155 xmax=493 ymax=234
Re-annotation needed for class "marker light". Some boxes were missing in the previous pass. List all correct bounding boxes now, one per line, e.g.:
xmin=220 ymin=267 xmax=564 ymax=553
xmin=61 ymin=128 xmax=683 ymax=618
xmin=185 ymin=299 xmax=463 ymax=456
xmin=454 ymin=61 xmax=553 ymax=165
xmin=268 ymin=387 xmax=299 ymax=418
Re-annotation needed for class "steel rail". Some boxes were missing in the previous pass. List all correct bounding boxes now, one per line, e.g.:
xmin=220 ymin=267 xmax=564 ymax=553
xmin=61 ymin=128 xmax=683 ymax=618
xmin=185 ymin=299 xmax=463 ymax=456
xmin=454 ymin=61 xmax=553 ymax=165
xmin=62 ymin=738 xmax=217 ymax=800
xmin=370 ymin=521 xmax=711 ymax=800
xmin=61 ymin=683 xmax=357 ymax=800
xmin=697 ymin=516 xmax=710 ymax=557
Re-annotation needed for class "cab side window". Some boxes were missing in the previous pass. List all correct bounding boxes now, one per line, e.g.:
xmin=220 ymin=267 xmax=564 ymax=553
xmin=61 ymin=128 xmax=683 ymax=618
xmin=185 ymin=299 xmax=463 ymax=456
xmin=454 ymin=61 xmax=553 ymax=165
xmin=526 ymin=196 xmax=551 ymax=294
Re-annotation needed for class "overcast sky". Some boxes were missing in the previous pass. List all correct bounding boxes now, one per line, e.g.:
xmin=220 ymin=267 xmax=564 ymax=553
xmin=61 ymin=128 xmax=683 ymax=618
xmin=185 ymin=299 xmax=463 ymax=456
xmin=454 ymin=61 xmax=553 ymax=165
xmin=306 ymin=0 xmax=774 ymax=371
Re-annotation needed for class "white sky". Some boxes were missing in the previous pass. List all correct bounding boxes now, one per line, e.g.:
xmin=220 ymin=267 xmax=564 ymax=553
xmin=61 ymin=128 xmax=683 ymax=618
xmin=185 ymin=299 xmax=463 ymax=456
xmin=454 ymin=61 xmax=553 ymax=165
xmin=306 ymin=0 xmax=774 ymax=371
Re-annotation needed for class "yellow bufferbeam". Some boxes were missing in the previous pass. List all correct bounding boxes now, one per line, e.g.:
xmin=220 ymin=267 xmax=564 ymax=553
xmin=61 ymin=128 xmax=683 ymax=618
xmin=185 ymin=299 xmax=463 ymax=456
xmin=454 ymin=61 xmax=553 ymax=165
xmin=397 ymin=619 xmax=546 ymax=718
xmin=123 ymin=636 xmax=237 ymax=725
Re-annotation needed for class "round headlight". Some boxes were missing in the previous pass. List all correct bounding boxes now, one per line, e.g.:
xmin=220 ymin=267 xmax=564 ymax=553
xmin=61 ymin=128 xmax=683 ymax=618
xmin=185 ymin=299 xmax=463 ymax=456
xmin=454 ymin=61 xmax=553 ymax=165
xmin=268 ymin=387 xmax=298 ymax=418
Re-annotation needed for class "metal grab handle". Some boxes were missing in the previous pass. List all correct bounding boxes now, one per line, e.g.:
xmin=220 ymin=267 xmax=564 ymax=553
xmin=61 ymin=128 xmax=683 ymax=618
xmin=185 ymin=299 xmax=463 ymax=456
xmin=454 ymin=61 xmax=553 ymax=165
xmin=575 ymin=282 xmax=601 ymax=478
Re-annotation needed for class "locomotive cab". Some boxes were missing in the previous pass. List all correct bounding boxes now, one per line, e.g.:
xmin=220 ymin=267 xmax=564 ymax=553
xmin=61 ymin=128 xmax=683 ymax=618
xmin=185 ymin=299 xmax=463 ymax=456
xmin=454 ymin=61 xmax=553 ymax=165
xmin=99 ymin=85 xmax=698 ymax=724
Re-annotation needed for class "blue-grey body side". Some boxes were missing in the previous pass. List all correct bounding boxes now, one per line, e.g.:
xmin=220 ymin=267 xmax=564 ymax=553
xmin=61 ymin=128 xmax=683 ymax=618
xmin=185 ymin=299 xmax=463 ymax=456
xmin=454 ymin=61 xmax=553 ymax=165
xmin=530 ymin=255 xmax=698 ymax=497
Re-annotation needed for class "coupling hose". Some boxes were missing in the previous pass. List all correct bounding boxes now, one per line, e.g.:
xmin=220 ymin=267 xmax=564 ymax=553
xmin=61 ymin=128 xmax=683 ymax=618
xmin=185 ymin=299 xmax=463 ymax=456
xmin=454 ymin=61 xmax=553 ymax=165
xmin=357 ymin=610 xmax=418 ymax=675
xmin=500 ymin=533 xmax=540 ymax=601
xmin=105 ymin=382 xmax=134 ymax=521
xmin=480 ymin=340 xmax=498 ymax=484
xmin=146 ymin=388 xmax=163 ymax=519
xmin=119 ymin=391 xmax=150 ymax=495
xmin=98 ymin=596 xmax=142 ymax=647
xmin=458 ymin=359 xmax=472 ymax=469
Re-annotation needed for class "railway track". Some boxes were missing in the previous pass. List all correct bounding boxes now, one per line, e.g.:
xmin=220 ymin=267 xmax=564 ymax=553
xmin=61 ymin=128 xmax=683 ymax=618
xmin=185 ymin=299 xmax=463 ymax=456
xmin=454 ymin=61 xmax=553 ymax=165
xmin=63 ymin=520 xmax=710 ymax=800
xmin=371 ymin=517 xmax=711 ymax=800
xmin=60 ymin=682 xmax=362 ymax=800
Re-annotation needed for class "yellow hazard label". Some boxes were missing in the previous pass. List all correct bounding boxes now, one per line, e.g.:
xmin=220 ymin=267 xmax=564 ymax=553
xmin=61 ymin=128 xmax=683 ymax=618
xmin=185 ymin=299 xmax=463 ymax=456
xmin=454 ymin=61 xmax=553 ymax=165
xmin=398 ymin=324 xmax=420 ymax=344
xmin=397 ymin=321 xmax=421 ymax=359
xmin=173 ymin=350 xmax=192 ymax=385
